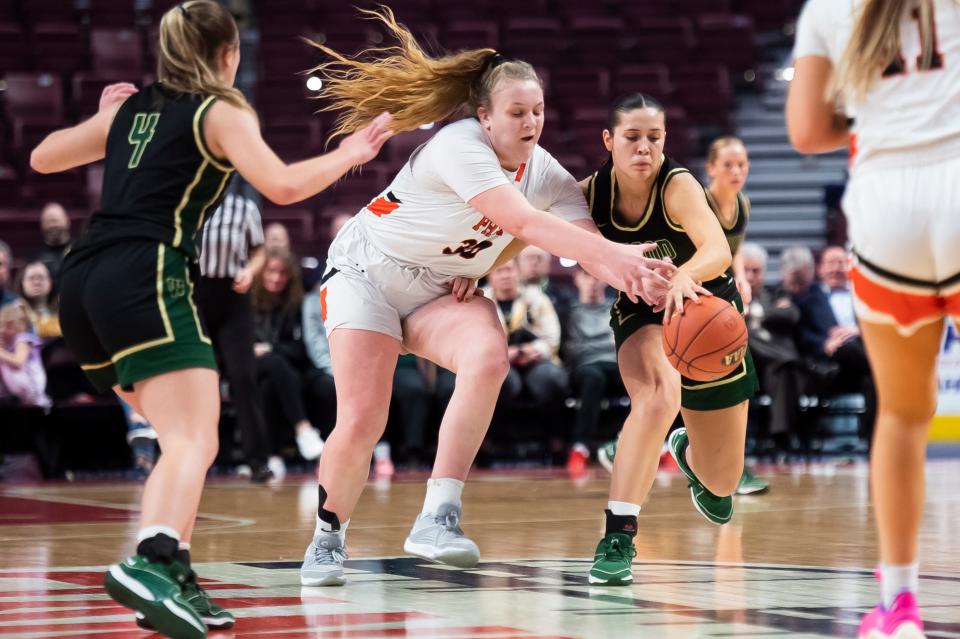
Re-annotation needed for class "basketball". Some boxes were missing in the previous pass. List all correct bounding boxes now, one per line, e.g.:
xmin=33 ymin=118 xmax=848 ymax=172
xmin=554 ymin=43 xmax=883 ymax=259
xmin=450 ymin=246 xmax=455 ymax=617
xmin=662 ymin=296 xmax=748 ymax=382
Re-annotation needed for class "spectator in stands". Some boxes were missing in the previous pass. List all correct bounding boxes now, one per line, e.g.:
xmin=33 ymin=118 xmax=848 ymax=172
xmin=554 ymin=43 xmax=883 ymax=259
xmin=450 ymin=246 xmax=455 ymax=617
xmin=16 ymin=261 xmax=60 ymax=339
xmin=251 ymin=248 xmax=330 ymax=479
xmin=388 ymin=354 xmax=434 ymax=470
xmin=33 ymin=202 xmax=72 ymax=292
xmin=264 ymin=222 xmax=290 ymax=252
xmin=819 ymin=245 xmax=857 ymax=329
xmin=0 ymin=240 xmax=18 ymax=308
xmin=563 ymin=264 xmax=622 ymax=475
xmin=742 ymin=243 xmax=806 ymax=452
xmin=197 ymin=185 xmax=274 ymax=483
xmin=483 ymin=258 xmax=567 ymax=409
xmin=0 ymin=303 xmax=51 ymax=409
xmin=517 ymin=245 xmax=576 ymax=317
xmin=782 ymin=245 xmax=875 ymax=440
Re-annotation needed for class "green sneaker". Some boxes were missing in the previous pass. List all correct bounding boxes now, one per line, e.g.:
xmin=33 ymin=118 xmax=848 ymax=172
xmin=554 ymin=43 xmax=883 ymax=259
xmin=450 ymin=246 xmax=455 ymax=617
xmin=104 ymin=556 xmax=207 ymax=639
xmin=588 ymin=533 xmax=636 ymax=585
xmin=597 ymin=440 xmax=617 ymax=474
xmin=136 ymin=569 xmax=235 ymax=630
xmin=735 ymin=469 xmax=770 ymax=495
xmin=667 ymin=428 xmax=733 ymax=525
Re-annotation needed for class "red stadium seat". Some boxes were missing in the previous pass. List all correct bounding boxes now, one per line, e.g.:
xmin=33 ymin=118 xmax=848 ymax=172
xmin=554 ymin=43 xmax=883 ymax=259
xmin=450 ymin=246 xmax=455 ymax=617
xmin=613 ymin=64 xmax=673 ymax=101
xmin=501 ymin=18 xmax=565 ymax=65
xmin=567 ymin=16 xmax=626 ymax=66
xmin=31 ymin=23 xmax=88 ymax=74
xmin=3 ymin=73 xmax=64 ymax=121
xmin=0 ymin=23 xmax=30 ymax=73
xmin=624 ymin=18 xmax=697 ymax=65
xmin=90 ymin=29 xmax=144 ymax=78
xmin=85 ymin=0 xmax=138 ymax=28
xmin=696 ymin=14 xmax=758 ymax=73
xmin=440 ymin=21 xmax=498 ymax=53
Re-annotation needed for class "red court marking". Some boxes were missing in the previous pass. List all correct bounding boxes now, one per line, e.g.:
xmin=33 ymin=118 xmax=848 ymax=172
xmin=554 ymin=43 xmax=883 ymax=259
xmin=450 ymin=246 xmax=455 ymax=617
xmin=0 ymin=599 xmax=117 ymax=611
xmin=0 ymin=496 xmax=136 ymax=525
xmin=0 ymin=571 xmax=105 ymax=586
xmin=0 ymin=604 xmax=126 ymax=621
xmin=0 ymin=587 xmax=105 ymax=597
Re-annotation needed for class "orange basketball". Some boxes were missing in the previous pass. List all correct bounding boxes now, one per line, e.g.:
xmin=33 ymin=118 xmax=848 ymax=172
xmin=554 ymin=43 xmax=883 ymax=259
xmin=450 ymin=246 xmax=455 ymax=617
xmin=662 ymin=296 xmax=748 ymax=382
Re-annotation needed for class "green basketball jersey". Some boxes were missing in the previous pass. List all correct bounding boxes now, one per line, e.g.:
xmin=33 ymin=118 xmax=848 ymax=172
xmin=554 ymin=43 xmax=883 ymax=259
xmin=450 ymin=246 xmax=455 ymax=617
xmin=704 ymin=189 xmax=750 ymax=257
xmin=71 ymin=83 xmax=234 ymax=262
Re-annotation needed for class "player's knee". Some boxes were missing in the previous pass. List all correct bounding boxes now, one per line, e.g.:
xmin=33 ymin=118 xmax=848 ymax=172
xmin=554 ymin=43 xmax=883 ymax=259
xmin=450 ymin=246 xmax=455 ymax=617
xmin=336 ymin=413 xmax=387 ymax=448
xmin=883 ymin=400 xmax=937 ymax=431
xmin=461 ymin=347 xmax=510 ymax=384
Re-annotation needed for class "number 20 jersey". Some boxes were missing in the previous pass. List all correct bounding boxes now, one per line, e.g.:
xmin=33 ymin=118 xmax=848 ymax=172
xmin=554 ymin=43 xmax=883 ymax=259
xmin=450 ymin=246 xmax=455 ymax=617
xmin=349 ymin=118 xmax=589 ymax=278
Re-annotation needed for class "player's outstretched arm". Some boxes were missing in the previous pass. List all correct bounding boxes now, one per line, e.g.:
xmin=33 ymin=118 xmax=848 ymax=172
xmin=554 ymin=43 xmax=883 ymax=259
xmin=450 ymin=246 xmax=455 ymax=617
xmin=786 ymin=56 xmax=850 ymax=154
xmin=206 ymin=102 xmax=393 ymax=205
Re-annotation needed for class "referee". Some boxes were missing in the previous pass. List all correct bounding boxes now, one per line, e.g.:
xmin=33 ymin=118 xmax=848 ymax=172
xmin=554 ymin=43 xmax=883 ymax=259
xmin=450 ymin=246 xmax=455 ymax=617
xmin=197 ymin=182 xmax=273 ymax=482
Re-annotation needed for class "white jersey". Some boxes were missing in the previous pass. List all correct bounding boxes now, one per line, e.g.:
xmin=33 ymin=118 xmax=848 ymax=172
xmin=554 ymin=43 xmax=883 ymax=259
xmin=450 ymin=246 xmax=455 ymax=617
xmin=794 ymin=0 xmax=960 ymax=168
xmin=350 ymin=118 xmax=589 ymax=278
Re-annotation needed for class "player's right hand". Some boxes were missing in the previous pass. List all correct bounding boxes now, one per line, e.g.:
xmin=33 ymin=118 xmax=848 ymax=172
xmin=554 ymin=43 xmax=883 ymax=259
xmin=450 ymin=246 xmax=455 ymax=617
xmin=606 ymin=241 xmax=676 ymax=304
xmin=98 ymin=83 xmax=138 ymax=112
xmin=340 ymin=112 xmax=394 ymax=166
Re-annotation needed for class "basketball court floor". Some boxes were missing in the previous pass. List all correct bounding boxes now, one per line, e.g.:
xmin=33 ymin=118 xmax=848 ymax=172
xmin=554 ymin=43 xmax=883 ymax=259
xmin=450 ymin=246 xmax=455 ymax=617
xmin=2 ymin=461 xmax=959 ymax=638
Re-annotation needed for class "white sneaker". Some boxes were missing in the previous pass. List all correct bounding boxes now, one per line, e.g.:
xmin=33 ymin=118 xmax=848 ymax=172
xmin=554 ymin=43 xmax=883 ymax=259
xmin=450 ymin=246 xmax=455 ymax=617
xmin=301 ymin=529 xmax=348 ymax=586
xmin=267 ymin=456 xmax=286 ymax=481
xmin=403 ymin=504 xmax=480 ymax=568
xmin=296 ymin=427 xmax=325 ymax=460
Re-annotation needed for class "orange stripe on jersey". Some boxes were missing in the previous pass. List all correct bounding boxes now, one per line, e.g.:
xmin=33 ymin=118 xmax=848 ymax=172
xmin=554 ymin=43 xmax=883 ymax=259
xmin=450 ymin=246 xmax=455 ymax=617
xmin=848 ymin=133 xmax=858 ymax=167
xmin=514 ymin=162 xmax=526 ymax=182
xmin=320 ymin=287 xmax=328 ymax=321
xmin=946 ymin=288 xmax=960 ymax=318
xmin=849 ymin=265 xmax=942 ymax=327
xmin=368 ymin=195 xmax=399 ymax=217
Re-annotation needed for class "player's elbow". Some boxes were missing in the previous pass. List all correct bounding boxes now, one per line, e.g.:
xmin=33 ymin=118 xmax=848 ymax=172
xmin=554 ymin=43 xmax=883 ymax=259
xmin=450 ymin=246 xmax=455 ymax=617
xmin=262 ymin=181 xmax=300 ymax=206
xmin=29 ymin=146 xmax=56 ymax=174
xmin=788 ymin=129 xmax=822 ymax=155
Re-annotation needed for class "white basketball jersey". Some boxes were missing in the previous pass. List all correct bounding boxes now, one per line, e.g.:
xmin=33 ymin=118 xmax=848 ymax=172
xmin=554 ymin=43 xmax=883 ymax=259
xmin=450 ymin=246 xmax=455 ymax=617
xmin=351 ymin=118 xmax=589 ymax=278
xmin=794 ymin=0 xmax=960 ymax=167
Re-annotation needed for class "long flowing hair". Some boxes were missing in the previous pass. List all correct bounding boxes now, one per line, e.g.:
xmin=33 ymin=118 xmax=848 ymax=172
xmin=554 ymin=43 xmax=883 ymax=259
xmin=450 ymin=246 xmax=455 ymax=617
xmin=304 ymin=6 xmax=540 ymax=137
xmin=251 ymin=248 xmax=304 ymax=317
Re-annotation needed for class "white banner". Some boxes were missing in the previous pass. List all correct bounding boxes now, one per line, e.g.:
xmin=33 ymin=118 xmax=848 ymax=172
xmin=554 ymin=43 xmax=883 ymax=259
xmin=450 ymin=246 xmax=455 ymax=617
xmin=937 ymin=322 xmax=960 ymax=415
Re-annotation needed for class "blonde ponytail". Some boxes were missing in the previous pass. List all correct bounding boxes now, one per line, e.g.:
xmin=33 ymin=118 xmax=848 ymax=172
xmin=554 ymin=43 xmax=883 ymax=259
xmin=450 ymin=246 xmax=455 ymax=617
xmin=158 ymin=0 xmax=251 ymax=111
xmin=833 ymin=0 xmax=938 ymax=100
xmin=305 ymin=6 xmax=540 ymax=137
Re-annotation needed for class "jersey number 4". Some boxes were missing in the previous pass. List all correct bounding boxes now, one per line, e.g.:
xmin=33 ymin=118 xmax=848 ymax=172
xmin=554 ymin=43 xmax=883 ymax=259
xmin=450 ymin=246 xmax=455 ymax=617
xmin=442 ymin=238 xmax=493 ymax=259
xmin=127 ymin=112 xmax=160 ymax=169
xmin=883 ymin=8 xmax=945 ymax=77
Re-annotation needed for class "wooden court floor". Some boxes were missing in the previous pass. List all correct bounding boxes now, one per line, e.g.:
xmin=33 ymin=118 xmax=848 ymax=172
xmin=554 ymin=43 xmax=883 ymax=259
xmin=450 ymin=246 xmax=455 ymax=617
xmin=1 ymin=461 xmax=959 ymax=638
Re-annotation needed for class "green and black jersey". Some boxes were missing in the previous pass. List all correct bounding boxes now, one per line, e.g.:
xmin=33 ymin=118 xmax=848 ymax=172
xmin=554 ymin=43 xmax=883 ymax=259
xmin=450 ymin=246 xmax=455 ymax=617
xmin=587 ymin=155 xmax=702 ymax=268
xmin=705 ymin=189 xmax=749 ymax=257
xmin=69 ymin=83 xmax=234 ymax=263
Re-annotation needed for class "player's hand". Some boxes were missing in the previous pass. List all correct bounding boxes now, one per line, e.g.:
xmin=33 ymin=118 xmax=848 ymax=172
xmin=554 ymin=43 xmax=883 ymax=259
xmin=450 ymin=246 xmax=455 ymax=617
xmin=99 ymin=82 xmax=138 ymax=112
xmin=662 ymin=269 xmax=712 ymax=320
xmin=603 ymin=242 xmax=676 ymax=304
xmin=450 ymin=276 xmax=481 ymax=302
xmin=340 ymin=112 xmax=394 ymax=166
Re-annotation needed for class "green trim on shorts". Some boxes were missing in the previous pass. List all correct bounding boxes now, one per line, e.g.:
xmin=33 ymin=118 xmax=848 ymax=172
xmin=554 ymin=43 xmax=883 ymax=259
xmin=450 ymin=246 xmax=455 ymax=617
xmin=680 ymin=348 xmax=758 ymax=411
xmin=611 ymin=273 xmax=758 ymax=411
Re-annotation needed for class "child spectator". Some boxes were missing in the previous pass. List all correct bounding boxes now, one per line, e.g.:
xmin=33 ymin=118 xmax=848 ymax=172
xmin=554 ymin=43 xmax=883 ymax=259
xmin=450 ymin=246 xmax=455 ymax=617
xmin=0 ymin=303 xmax=51 ymax=409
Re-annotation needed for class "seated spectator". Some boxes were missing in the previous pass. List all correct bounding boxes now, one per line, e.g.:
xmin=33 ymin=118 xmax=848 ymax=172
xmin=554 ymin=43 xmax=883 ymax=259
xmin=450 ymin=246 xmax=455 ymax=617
xmin=517 ymin=245 xmax=577 ymax=318
xmin=0 ymin=240 xmax=18 ymax=308
xmin=121 ymin=399 xmax=158 ymax=480
xmin=387 ymin=354 xmax=434 ymax=469
xmin=33 ymin=202 xmax=72 ymax=293
xmin=0 ymin=303 xmax=51 ymax=409
xmin=483 ymin=258 xmax=568 ymax=410
xmin=562 ymin=265 xmax=623 ymax=474
xmin=742 ymin=243 xmax=806 ymax=451
xmin=251 ymin=248 xmax=330 ymax=477
xmin=782 ymin=245 xmax=875 ymax=441
xmin=16 ymin=261 xmax=60 ymax=339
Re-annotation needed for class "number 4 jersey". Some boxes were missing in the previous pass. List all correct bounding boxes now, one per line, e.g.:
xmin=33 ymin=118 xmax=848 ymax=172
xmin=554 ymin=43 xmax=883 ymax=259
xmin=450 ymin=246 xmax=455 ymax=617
xmin=348 ymin=118 xmax=589 ymax=278
xmin=794 ymin=0 xmax=960 ymax=169
xmin=69 ymin=83 xmax=234 ymax=263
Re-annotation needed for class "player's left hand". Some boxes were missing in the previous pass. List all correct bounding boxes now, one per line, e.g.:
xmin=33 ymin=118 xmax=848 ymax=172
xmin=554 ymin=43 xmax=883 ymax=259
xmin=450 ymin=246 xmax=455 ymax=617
xmin=99 ymin=82 xmax=138 ymax=112
xmin=340 ymin=111 xmax=394 ymax=166
xmin=450 ymin=276 xmax=482 ymax=302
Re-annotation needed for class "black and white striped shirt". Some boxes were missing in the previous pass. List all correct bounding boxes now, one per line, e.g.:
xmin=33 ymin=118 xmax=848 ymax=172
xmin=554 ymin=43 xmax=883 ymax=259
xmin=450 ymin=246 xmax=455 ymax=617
xmin=199 ymin=192 xmax=264 ymax=279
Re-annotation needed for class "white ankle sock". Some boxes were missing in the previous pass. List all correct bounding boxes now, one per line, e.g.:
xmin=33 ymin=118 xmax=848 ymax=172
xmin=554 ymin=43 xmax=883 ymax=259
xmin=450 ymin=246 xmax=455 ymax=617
xmin=136 ymin=525 xmax=179 ymax=543
xmin=607 ymin=501 xmax=641 ymax=517
xmin=316 ymin=515 xmax=349 ymax=535
xmin=422 ymin=478 xmax=464 ymax=514
xmin=880 ymin=562 xmax=918 ymax=609
xmin=178 ymin=542 xmax=191 ymax=551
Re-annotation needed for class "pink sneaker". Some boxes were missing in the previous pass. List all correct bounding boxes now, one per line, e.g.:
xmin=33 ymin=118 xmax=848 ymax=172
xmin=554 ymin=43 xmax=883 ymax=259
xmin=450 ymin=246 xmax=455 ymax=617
xmin=859 ymin=592 xmax=925 ymax=639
